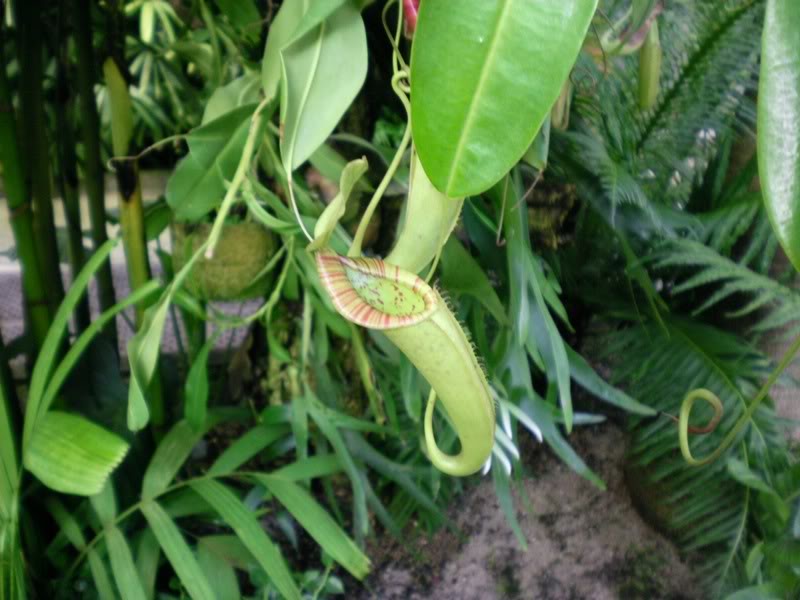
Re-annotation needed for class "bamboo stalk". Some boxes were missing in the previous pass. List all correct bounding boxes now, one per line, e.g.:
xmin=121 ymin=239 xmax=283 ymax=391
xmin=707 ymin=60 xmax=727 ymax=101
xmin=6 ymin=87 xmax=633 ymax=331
xmin=0 ymin=23 xmax=52 ymax=351
xmin=104 ymin=56 xmax=164 ymax=427
xmin=73 ymin=0 xmax=117 ymax=343
xmin=54 ymin=15 xmax=90 ymax=332
xmin=13 ymin=0 xmax=65 ymax=311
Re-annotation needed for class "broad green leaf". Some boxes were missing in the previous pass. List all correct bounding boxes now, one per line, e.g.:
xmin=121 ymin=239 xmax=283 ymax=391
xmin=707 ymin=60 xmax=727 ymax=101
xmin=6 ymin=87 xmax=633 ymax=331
xmin=410 ymin=0 xmax=598 ymax=196
xmin=261 ymin=0 xmax=348 ymax=101
xmin=214 ymin=0 xmax=260 ymax=41
xmin=166 ymin=104 xmax=257 ymax=221
xmin=202 ymin=74 xmax=261 ymax=124
xmin=25 ymin=412 xmax=129 ymax=496
xmin=106 ymin=527 xmax=148 ymax=600
xmin=308 ymin=157 xmax=368 ymax=250
xmin=142 ymin=420 xmax=203 ymax=499
xmin=439 ymin=237 xmax=507 ymax=324
xmin=280 ymin=1 xmax=367 ymax=172
xmin=256 ymin=474 xmax=370 ymax=579
xmin=190 ymin=479 xmax=301 ymax=600
xmin=758 ymin=0 xmax=800 ymax=272
xmin=566 ymin=345 xmax=655 ymax=416
xmin=140 ymin=501 xmax=216 ymax=600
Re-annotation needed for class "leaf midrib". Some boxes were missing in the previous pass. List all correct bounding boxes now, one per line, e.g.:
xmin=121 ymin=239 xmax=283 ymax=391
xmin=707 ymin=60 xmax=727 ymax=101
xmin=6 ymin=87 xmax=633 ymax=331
xmin=284 ymin=19 xmax=327 ymax=172
xmin=444 ymin=0 xmax=514 ymax=194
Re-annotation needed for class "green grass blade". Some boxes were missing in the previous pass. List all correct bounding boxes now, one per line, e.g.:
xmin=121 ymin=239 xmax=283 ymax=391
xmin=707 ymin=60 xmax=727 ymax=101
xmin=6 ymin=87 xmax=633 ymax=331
xmin=208 ymin=424 xmax=290 ymax=476
xmin=106 ymin=527 xmax=148 ymax=600
xmin=190 ymin=479 xmax=300 ymax=600
xmin=256 ymin=473 xmax=371 ymax=580
xmin=142 ymin=420 xmax=203 ymax=500
xmin=140 ymin=500 xmax=215 ymax=600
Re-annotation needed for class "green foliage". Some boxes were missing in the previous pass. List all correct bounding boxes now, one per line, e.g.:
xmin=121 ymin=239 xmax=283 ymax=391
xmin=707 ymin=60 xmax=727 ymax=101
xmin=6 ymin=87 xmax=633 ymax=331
xmin=758 ymin=0 xmax=800 ymax=271
xmin=3 ymin=0 xmax=800 ymax=598
xmin=410 ymin=0 xmax=598 ymax=196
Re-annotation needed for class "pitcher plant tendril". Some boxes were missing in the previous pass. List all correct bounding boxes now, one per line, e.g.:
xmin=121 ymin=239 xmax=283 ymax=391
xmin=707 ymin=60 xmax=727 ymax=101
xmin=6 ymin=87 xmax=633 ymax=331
xmin=675 ymin=332 xmax=800 ymax=467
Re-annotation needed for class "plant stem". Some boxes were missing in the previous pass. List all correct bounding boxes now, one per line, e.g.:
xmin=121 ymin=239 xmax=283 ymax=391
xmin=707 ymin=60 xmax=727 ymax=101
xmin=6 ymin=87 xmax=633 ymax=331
xmin=679 ymin=332 xmax=800 ymax=466
xmin=73 ymin=0 xmax=117 ymax=344
xmin=13 ymin=0 xmax=66 ymax=312
xmin=104 ymin=55 xmax=165 ymax=426
xmin=0 ymin=24 xmax=52 ymax=351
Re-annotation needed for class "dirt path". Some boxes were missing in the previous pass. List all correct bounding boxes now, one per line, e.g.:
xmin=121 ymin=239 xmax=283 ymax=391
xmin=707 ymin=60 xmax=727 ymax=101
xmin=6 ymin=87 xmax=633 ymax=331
xmin=360 ymin=425 xmax=697 ymax=600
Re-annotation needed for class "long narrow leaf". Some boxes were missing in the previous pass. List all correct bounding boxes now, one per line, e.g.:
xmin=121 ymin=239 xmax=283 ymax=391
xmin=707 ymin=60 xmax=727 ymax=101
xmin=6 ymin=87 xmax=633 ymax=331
xmin=140 ymin=500 xmax=216 ymax=600
xmin=190 ymin=479 xmax=300 ymax=600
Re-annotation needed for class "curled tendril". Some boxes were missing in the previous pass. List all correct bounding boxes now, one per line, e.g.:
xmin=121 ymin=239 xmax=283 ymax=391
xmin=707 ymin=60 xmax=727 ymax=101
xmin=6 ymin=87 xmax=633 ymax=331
xmin=675 ymin=333 xmax=800 ymax=467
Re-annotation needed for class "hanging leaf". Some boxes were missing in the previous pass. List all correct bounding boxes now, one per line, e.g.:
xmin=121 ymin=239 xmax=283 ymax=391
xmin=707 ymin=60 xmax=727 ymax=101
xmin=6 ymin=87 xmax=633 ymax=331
xmin=280 ymin=1 xmax=367 ymax=172
xmin=25 ymin=412 xmax=129 ymax=496
xmin=315 ymin=250 xmax=439 ymax=329
xmin=308 ymin=156 xmax=369 ymax=251
xmin=410 ymin=0 xmax=598 ymax=196
xmin=758 ymin=0 xmax=800 ymax=272
xmin=261 ymin=0 xmax=348 ymax=102
xmin=166 ymin=104 xmax=257 ymax=221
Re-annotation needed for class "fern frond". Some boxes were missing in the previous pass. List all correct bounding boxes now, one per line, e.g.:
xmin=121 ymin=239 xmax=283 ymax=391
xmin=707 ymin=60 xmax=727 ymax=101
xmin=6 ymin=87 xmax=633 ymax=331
xmin=604 ymin=316 xmax=783 ymax=595
xmin=577 ymin=0 xmax=764 ymax=207
xmin=649 ymin=239 xmax=800 ymax=332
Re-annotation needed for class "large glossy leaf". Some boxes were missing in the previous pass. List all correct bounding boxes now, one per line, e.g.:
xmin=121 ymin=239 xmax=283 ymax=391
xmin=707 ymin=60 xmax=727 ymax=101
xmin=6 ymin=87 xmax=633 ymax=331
xmin=24 ymin=412 xmax=129 ymax=496
xmin=758 ymin=0 xmax=800 ymax=272
xmin=280 ymin=1 xmax=367 ymax=172
xmin=410 ymin=0 xmax=598 ymax=196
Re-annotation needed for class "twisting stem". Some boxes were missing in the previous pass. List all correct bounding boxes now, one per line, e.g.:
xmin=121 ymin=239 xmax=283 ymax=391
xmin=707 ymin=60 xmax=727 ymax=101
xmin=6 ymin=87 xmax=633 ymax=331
xmin=679 ymin=332 xmax=800 ymax=466
xmin=205 ymin=98 xmax=271 ymax=258
xmin=349 ymin=71 xmax=412 ymax=257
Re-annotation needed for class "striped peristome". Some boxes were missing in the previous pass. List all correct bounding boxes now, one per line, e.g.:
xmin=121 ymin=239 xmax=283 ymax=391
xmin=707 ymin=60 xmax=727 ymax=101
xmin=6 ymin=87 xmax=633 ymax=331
xmin=315 ymin=249 xmax=438 ymax=329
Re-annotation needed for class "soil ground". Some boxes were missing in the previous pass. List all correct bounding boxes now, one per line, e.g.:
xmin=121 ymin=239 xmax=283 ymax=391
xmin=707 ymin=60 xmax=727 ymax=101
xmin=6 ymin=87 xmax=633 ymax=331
xmin=359 ymin=425 xmax=698 ymax=600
